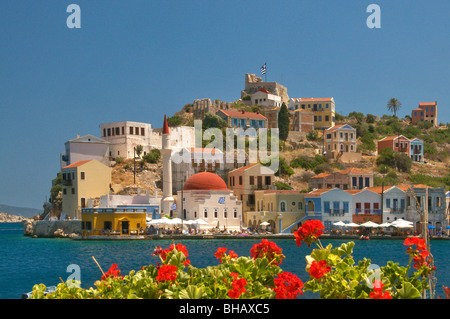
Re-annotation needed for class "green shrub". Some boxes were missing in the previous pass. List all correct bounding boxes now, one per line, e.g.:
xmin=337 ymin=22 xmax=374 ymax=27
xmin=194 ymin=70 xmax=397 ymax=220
xmin=142 ymin=149 xmax=161 ymax=164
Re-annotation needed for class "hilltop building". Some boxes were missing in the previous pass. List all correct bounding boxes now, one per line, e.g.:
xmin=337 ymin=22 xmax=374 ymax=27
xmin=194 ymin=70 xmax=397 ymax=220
xmin=411 ymin=102 xmax=438 ymax=126
xmin=193 ymin=98 xmax=231 ymax=120
xmin=250 ymin=88 xmax=282 ymax=108
xmin=216 ymin=109 xmax=268 ymax=130
xmin=324 ymin=124 xmax=361 ymax=162
xmin=377 ymin=135 xmax=424 ymax=162
xmin=288 ymin=97 xmax=336 ymax=129
xmin=241 ymin=73 xmax=289 ymax=104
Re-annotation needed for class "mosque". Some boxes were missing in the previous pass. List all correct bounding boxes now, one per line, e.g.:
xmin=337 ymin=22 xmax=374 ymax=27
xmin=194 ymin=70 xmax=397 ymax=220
xmin=160 ymin=115 xmax=243 ymax=231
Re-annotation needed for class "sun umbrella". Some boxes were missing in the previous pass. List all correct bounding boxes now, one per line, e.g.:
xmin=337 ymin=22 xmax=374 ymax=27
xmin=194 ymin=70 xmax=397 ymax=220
xmin=390 ymin=219 xmax=413 ymax=225
xmin=193 ymin=219 xmax=209 ymax=225
xmin=260 ymin=221 xmax=270 ymax=226
xmin=360 ymin=221 xmax=380 ymax=228
xmin=346 ymin=222 xmax=360 ymax=227
xmin=379 ymin=223 xmax=394 ymax=228
xmin=333 ymin=221 xmax=347 ymax=226
xmin=428 ymin=225 xmax=436 ymax=229
xmin=392 ymin=222 xmax=413 ymax=228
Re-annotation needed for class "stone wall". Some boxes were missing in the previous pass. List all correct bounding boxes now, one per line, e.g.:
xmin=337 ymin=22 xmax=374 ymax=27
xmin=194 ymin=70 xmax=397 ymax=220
xmin=22 ymin=219 xmax=82 ymax=238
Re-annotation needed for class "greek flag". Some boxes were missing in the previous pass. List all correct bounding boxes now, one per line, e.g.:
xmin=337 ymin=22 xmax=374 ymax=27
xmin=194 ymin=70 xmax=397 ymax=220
xmin=260 ymin=63 xmax=266 ymax=75
xmin=218 ymin=197 xmax=225 ymax=204
xmin=170 ymin=203 xmax=176 ymax=210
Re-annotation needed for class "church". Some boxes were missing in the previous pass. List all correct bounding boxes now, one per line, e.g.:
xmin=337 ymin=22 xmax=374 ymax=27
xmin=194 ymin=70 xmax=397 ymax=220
xmin=160 ymin=115 xmax=243 ymax=231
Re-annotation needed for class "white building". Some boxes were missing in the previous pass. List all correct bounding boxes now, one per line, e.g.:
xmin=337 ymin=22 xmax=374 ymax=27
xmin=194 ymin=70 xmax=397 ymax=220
xmin=177 ymin=171 xmax=243 ymax=232
xmin=251 ymin=88 xmax=282 ymax=108
xmin=60 ymin=134 xmax=110 ymax=168
xmin=320 ymin=188 xmax=353 ymax=229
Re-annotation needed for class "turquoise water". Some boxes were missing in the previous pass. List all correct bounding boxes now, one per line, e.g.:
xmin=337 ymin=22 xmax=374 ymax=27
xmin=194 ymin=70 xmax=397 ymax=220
xmin=1 ymin=223 xmax=449 ymax=299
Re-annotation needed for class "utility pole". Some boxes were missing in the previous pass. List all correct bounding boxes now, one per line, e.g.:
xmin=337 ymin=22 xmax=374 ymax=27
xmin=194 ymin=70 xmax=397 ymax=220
xmin=133 ymin=147 xmax=136 ymax=184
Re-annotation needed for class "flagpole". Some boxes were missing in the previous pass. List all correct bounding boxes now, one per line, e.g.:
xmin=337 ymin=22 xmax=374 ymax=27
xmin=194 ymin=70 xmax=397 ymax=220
xmin=265 ymin=62 xmax=267 ymax=82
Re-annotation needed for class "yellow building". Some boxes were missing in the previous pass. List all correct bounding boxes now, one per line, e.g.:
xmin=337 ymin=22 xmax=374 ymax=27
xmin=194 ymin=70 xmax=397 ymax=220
xmin=81 ymin=208 xmax=147 ymax=237
xmin=246 ymin=190 xmax=307 ymax=234
xmin=289 ymin=97 xmax=336 ymax=129
xmin=61 ymin=159 xmax=111 ymax=219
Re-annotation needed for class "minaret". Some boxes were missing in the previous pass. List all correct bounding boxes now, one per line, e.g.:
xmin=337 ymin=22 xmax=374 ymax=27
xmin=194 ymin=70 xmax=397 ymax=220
xmin=161 ymin=114 xmax=174 ymax=216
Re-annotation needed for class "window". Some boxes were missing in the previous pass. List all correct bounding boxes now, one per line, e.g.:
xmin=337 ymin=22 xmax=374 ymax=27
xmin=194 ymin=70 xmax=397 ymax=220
xmin=265 ymin=176 xmax=271 ymax=185
xmin=103 ymin=128 xmax=106 ymax=137
xmin=343 ymin=202 xmax=349 ymax=213
xmin=239 ymin=176 xmax=243 ymax=185
xmin=122 ymin=127 xmax=124 ymax=135
xmin=233 ymin=208 xmax=238 ymax=218
xmin=324 ymin=201 xmax=330 ymax=213
xmin=223 ymin=208 xmax=228 ymax=219
xmin=249 ymin=176 xmax=254 ymax=185
xmin=141 ymin=127 xmax=145 ymax=136
xmin=365 ymin=177 xmax=370 ymax=187
xmin=85 ymin=221 xmax=92 ymax=230
xmin=104 ymin=221 xmax=112 ymax=230
xmin=280 ymin=202 xmax=286 ymax=212
xmin=325 ymin=115 xmax=329 ymax=122
xmin=298 ymin=202 xmax=303 ymax=210
xmin=203 ymin=208 xmax=208 ymax=218
xmin=115 ymin=127 xmax=120 ymax=135
xmin=129 ymin=127 xmax=134 ymax=135
xmin=326 ymin=103 xmax=329 ymax=108
xmin=80 ymin=172 xmax=85 ymax=180
xmin=214 ymin=208 xmax=218 ymax=218
xmin=71 ymin=188 xmax=75 ymax=194
xmin=63 ymin=188 xmax=67 ymax=195
xmin=386 ymin=198 xmax=391 ymax=208
xmin=107 ymin=128 xmax=111 ymax=136
xmin=291 ymin=201 xmax=296 ymax=206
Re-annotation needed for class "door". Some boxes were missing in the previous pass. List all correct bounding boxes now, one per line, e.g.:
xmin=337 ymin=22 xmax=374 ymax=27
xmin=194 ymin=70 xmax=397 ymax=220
xmin=121 ymin=221 xmax=129 ymax=235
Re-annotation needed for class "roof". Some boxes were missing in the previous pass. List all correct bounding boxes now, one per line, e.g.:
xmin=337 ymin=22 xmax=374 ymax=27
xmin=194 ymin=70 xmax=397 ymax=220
xmin=378 ymin=135 xmax=409 ymax=142
xmin=183 ymin=172 xmax=229 ymax=191
xmin=300 ymin=97 xmax=333 ymax=102
xmin=163 ymin=114 xmax=170 ymax=135
xmin=67 ymin=134 xmax=109 ymax=144
xmin=339 ymin=168 xmax=371 ymax=175
xmin=262 ymin=190 xmax=303 ymax=194
xmin=311 ymin=173 xmax=331 ymax=179
xmin=219 ymin=109 xmax=267 ymax=120
xmin=229 ymin=163 xmax=259 ymax=173
xmin=419 ymin=102 xmax=437 ymax=106
xmin=188 ymin=147 xmax=222 ymax=154
xmin=326 ymin=124 xmax=355 ymax=132
xmin=257 ymin=88 xmax=271 ymax=94
xmin=63 ymin=160 xmax=92 ymax=169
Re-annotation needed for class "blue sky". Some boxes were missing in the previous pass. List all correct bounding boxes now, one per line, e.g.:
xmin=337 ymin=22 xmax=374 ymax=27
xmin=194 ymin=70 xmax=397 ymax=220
xmin=0 ymin=1 xmax=448 ymax=209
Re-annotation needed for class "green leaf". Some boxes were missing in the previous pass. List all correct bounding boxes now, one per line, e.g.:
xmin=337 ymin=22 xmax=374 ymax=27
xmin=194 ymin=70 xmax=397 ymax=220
xmin=179 ymin=285 xmax=206 ymax=299
xmin=311 ymin=248 xmax=329 ymax=262
xmin=397 ymin=282 xmax=421 ymax=299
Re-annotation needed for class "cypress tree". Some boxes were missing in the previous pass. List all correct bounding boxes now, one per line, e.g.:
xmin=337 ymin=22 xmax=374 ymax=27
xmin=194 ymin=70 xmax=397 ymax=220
xmin=278 ymin=102 xmax=290 ymax=141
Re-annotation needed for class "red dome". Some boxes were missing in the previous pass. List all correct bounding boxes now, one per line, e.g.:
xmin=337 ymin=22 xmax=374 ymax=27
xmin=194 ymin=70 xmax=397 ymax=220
xmin=183 ymin=172 xmax=229 ymax=191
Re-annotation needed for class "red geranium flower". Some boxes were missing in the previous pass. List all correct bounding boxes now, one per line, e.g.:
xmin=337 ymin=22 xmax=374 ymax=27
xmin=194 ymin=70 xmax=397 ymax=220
xmin=156 ymin=264 xmax=178 ymax=282
xmin=101 ymin=263 xmax=123 ymax=281
xmin=294 ymin=220 xmax=325 ymax=247
xmin=369 ymin=280 xmax=392 ymax=299
xmin=308 ymin=260 xmax=331 ymax=280
xmin=250 ymin=239 xmax=285 ymax=266
xmin=214 ymin=247 xmax=228 ymax=261
xmin=153 ymin=243 xmax=190 ymax=266
xmin=273 ymin=272 xmax=304 ymax=299
xmin=228 ymin=250 xmax=238 ymax=259
xmin=403 ymin=237 xmax=427 ymax=251
xmin=228 ymin=277 xmax=247 ymax=299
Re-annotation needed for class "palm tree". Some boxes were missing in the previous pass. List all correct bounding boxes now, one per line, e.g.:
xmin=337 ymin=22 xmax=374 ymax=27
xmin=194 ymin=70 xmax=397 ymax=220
xmin=387 ymin=98 xmax=402 ymax=117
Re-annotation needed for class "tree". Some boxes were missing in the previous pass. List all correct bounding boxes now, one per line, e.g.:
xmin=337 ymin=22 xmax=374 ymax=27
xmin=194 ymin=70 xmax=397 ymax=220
xmin=135 ymin=145 xmax=143 ymax=158
xmin=278 ymin=103 xmax=290 ymax=141
xmin=167 ymin=115 xmax=183 ymax=127
xmin=387 ymin=98 xmax=402 ymax=117
xmin=202 ymin=113 xmax=228 ymax=130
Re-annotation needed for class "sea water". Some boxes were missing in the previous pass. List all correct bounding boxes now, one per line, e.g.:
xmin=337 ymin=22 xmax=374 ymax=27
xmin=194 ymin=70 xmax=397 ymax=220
xmin=0 ymin=223 xmax=449 ymax=299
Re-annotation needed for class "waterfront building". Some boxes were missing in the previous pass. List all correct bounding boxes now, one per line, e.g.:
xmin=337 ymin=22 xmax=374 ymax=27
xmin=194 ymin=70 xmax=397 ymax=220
xmin=61 ymin=159 xmax=111 ymax=220
xmin=309 ymin=168 xmax=373 ymax=190
xmin=351 ymin=189 xmax=382 ymax=224
xmin=324 ymin=124 xmax=361 ymax=162
xmin=411 ymin=101 xmax=438 ymax=126
xmin=288 ymin=97 xmax=336 ymax=129
xmin=60 ymin=134 xmax=110 ymax=169
xmin=227 ymin=163 xmax=275 ymax=219
xmin=81 ymin=207 xmax=147 ymax=237
xmin=176 ymin=171 xmax=242 ymax=231
xmin=318 ymin=188 xmax=354 ymax=230
xmin=247 ymin=190 xmax=307 ymax=234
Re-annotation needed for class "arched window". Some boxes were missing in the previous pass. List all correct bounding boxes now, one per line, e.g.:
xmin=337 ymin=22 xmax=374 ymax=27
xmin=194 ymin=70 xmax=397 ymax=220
xmin=280 ymin=201 xmax=286 ymax=212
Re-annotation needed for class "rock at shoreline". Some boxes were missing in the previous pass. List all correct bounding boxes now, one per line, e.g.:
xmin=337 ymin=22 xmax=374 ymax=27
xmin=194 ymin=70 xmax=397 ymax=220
xmin=0 ymin=212 xmax=32 ymax=223
xmin=22 ymin=219 xmax=81 ymax=238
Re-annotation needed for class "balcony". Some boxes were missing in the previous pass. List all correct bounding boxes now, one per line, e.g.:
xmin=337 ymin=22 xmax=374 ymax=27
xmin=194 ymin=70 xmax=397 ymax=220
xmin=386 ymin=208 xmax=405 ymax=214
xmin=326 ymin=209 xmax=347 ymax=216
xmin=355 ymin=209 xmax=381 ymax=215
xmin=62 ymin=179 xmax=73 ymax=186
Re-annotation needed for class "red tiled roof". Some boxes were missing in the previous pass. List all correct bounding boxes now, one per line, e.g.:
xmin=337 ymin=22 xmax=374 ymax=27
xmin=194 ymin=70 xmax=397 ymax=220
xmin=339 ymin=168 xmax=371 ymax=175
xmin=189 ymin=147 xmax=222 ymax=154
xmin=63 ymin=160 xmax=92 ymax=169
xmin=219 ymin=109 xmax=267 ymax=120
xmin=311 ymin=173 xmax=331 ymax=179
xmin=258 ymin=88 xmax=271 ymax=94
xmin=419 ymin=102 xmax=437 ymax=106
xmin=229 ymin=163 xmax=260 ymax=174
